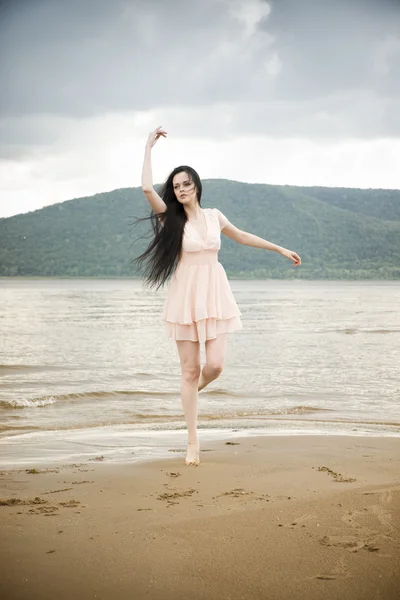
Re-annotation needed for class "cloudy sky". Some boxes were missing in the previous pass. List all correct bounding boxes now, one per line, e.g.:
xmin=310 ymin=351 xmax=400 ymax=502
xmin=1 ymin=0 xmax=400 ymax=218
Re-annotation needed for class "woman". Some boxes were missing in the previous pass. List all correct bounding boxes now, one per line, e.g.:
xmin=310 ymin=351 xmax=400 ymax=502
xmin=137 ymin=126 xmax=301 ymax=467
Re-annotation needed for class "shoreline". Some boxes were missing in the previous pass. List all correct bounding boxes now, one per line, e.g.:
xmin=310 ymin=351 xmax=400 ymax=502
xmin=1 ymin=421 xmax=400 ymax=471
xmin=1 ymin=434 xmax=399 ymax=599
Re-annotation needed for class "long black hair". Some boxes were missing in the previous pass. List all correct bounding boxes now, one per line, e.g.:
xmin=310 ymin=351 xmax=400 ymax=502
xmin=132 ymin=165 xmax=202 ymax=290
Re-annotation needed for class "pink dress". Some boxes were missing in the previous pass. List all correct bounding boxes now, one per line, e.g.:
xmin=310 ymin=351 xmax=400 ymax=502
xmin=162 ymin=208 xmax=242 ymax=343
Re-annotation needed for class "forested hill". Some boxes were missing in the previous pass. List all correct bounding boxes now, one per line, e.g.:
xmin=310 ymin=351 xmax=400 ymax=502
xmin=1 ymin=180 xmax=400 ymax=279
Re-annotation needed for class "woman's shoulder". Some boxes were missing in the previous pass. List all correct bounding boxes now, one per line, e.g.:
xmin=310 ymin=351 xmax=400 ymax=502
xmin=208 ymin=207 xmax=229 ymax=230
xmin=206 ymin=207 xmax=221 ymax=220
xmin=207 ymin=207 xmax=221 ymax=216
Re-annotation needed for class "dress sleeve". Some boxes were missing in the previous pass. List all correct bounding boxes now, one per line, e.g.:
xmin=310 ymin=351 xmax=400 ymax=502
xmin=213 ymin=208 xmax=229 ymax=231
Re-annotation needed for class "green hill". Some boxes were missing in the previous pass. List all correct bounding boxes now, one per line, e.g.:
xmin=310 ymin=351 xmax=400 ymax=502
xmin=1 ymin=180 xmax=399 ymax=280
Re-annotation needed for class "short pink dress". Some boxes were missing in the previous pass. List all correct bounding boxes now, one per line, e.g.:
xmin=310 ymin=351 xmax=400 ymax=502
xmin=162 ymin=208 xmax=242 ymax=342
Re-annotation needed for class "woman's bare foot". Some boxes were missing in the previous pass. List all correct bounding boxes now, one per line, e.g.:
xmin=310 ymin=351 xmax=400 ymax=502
xmin=185 ymin=441 xmax=200 ymax=466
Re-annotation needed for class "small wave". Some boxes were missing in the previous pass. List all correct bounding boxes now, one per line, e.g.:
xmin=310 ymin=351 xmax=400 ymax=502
xmin=341 ymin=328 xmax=358 ymax=335
xmin=2 ymin=416 xmax=400 ymax=438
xmin=340 ymin=328 xmax=399 ymax=335
xmin=0 ymin=364 xmax=66 ymax=373
xmin=0 ymin=424 xmax=41 ymax=433
xmin=204 ymin=389 xmax=248 ymax=397
xmin=274 ymin=405 xmax=331 ymax=415
xmin=134 ymin=406 xmax=330 ymax=421
xmin=0 ymin=364 xmax=42 ymax=374
xmin=135 ymin=372 xmax=156 ymax=379
xmin=0 ymin=389 xmax=176 ymax=409
xmin=0 ymin=364 xmax=38 ymax=370
xmin=209 ymin=405 xmax=332 ymax=418
xmin=124 ymin=416 xmax=400 ymax=432
xmin=0 ymin=397 xmax=57 ymax=408
xmin=365 ymin=329 xmax=399 ymax=334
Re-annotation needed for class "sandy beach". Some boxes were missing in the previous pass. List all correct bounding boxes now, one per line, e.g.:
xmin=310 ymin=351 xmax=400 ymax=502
xmin=1 ymin=435 xmax=399 ymax=600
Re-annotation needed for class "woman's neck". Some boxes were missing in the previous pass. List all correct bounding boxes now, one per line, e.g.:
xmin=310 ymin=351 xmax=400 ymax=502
xmin=185 ymin=203 xmax=203 ymax=221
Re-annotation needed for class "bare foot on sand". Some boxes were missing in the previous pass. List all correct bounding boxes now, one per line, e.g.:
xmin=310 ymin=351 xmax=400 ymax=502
xmin=185 ymin=441 xmax=200 ymax=466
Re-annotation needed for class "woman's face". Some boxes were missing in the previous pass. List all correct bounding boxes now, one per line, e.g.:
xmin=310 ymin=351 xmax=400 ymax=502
xmin=172 ymin=171 xmax=197 ymax=204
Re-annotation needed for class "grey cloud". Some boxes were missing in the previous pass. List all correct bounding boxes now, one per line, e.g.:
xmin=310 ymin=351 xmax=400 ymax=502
xmin=1 ymin=0 xmax=399 ymax=156
xmin=263 ymin=0 xmax=400 ymax=99
xmin=2 ymin=0 xmax=272 ymax=116
xmin=0 ymin=114 xmax=74 ymax=158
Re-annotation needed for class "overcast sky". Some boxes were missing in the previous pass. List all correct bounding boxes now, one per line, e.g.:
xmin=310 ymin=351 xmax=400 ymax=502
xmin=1 ymin=0 xmax=400 ymax=218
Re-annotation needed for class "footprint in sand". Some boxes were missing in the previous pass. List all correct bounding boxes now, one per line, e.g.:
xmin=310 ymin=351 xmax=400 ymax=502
xmin=71 ymin=480 xmax=95 ymax=485
xmin=58 ymin=500 xmax=81 ymax=508
xmin=25 ymin=468 xmax=60 ymax=474
xmin=157 ymin=488 xmax=198 ymax=507
xmin=29 ymin=505 xmax=59 ymax=515
xmin=319 ymin=534 xmax=379 ymax=553
xmin=214 ymin=489 xmax=270 ymax=503
xmin=368 ymin=488 xmax=396 ymax=531
xmin=340 ymin=508 xmax=380 ymax=538
xmin=0 ymin=497 xmax=48 ymax=507
xmin=1 ymin=496 xmax=83 ymax=515
xmin=347 ymin=487 xmax=397 ymax=534
xmin=220 ymin=488 xmax=251 ymax=498
xmin=315 ymin=466 xmax=356 ymax=483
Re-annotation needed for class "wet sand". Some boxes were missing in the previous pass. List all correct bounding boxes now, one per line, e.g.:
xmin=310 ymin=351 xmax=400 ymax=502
xmin=1 ymin=435 xmax=400 ymax=600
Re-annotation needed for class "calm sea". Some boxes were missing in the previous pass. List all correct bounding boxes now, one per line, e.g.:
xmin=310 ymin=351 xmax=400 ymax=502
xmin=1 ymin=278 xmax=399 ymax=468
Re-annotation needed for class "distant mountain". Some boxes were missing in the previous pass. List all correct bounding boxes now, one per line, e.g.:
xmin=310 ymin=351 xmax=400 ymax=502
xmin=1 ymin=180 xmax=399 ymax=279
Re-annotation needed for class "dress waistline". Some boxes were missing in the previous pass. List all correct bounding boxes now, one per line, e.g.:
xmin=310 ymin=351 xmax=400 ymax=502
xmin=178 ymin=250 xmax=218 ymax=266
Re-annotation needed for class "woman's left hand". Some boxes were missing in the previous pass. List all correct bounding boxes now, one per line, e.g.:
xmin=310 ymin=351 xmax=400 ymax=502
xmin=281 ymin=248 xmax=301 ymax=266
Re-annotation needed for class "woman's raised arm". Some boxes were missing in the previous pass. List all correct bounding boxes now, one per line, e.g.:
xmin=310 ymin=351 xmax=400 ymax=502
xmin=141 ymin=126 xmax=168 ymax=214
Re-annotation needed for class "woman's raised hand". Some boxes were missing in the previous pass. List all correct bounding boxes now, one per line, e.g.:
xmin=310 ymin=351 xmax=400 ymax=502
xmin=147 ymin=126 xmax=167 ymax=149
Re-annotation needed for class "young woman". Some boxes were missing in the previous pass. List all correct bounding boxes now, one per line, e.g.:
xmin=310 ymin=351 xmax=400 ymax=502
xmin=137 ymin=126 xmax=301 ymax=467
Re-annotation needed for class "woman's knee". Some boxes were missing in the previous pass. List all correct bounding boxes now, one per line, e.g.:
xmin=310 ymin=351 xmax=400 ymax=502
xmin=206 ymin=361 xmax=224 ymax=379
xmin=182 ymin=364 xmax=201 ymax=384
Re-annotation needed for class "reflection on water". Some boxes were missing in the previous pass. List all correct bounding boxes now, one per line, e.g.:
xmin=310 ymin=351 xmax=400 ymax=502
xmin=1 ymin=278 xmax=400 ymax=466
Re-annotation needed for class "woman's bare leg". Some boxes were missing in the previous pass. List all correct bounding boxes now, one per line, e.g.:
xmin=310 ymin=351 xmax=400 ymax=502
xmin=176 ymin=340 xmax=201 ymax=466
xmin=198 ymin=333 xmax=227 ymax=392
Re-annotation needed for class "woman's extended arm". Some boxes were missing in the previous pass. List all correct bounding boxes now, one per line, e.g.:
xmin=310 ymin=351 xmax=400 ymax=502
xmin=141 ymin=126 xmax=167 ymax=214
xmin=241 ymin=231 xmax=300 ymax=265
xmin=222 ymin=222 xmax=301 ymax=266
